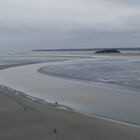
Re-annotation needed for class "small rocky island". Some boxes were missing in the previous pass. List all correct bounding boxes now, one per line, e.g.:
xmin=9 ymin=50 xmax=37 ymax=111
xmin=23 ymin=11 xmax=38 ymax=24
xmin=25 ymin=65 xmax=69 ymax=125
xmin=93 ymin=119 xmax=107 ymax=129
xmin=95 ymin=49 xmax=120 ymax=54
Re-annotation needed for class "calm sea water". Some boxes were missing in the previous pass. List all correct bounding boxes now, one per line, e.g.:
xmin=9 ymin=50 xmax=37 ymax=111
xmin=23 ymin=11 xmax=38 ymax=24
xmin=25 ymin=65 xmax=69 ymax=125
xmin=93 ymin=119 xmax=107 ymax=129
xmin=0 ymin=54 xmax=140 ymax=125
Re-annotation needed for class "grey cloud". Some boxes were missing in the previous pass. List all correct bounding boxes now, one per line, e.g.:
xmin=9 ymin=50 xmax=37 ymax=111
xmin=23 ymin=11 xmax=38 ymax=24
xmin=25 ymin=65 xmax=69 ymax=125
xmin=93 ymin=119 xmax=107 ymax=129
xmin=0 ymin=0 xmax=140 ymax=51
xmin=0 ymin=0 xmax=139 ymax=31
xmin=108 ymin=0 xmax=140 ymax=5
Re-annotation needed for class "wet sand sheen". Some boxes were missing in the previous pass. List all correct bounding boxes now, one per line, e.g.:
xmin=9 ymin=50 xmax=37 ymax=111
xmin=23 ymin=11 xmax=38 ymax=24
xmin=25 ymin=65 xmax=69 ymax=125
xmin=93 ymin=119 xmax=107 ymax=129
xmin=0 ymin=62 xmax=140 ymax=125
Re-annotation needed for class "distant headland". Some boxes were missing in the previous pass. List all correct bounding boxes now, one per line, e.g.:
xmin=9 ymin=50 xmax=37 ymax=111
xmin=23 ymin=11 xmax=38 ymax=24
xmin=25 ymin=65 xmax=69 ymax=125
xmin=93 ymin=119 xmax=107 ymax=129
xmin=32 ymin=47 xmax=140 ymax=52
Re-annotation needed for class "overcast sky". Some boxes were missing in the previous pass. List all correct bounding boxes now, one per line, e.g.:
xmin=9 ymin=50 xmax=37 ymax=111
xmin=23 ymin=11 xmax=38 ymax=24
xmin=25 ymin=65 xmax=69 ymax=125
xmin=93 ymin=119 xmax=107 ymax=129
xmin=0 ymin=0 xmax=140 ymax=52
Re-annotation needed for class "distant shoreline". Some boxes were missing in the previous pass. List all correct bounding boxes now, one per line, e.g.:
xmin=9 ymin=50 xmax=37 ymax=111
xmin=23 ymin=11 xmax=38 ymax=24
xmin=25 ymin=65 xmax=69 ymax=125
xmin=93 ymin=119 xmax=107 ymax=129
xmin=32 ymin=47 xmax=140 ymax=52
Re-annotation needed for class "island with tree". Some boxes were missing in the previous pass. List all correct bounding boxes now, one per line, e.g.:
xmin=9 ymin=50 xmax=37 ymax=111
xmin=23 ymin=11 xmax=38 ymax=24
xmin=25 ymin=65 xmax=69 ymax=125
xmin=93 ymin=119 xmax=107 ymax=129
xmin=95 ymin=49 xmax=121 ymax=54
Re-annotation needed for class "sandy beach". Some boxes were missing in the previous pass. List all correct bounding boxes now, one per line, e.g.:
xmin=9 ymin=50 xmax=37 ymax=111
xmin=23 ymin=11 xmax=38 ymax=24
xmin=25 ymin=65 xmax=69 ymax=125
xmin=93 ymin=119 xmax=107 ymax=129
xmin=0 ymin=64 xmax=140 ymax=140
xmin=0 ymin=87 xmax=140 ymax=140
